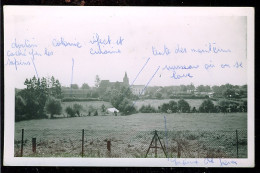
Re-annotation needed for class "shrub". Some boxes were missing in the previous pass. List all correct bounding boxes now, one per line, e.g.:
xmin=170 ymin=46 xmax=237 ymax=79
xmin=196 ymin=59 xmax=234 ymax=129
xmin=45 ymin=97 xmax=62 ymax=118
xmin=73 ymin=103 xmax=83 ymax=116
xmin=139 ymin=104 xmax=156 ymax=113
xmin=118 ymin=98 xmax=137 ymax=115
xmin=199 ymin=99 xmax=215 ymax=113
xmin=178 ymin=99 xmax=190 ymax=113
xmin=93 ymin=110 xmax=98 ymax=116
xmin=62 ymin=98 xmax=100 ymax=102
xmin=15 ymin=95 xmax=26 ymax=117
xmin=160 ymin=103 xmax=171 ymax=113
xmin=65 ymin=106 xmax=76 ymax=117
xmin=169 ymin=100 xmax=178 ymax=113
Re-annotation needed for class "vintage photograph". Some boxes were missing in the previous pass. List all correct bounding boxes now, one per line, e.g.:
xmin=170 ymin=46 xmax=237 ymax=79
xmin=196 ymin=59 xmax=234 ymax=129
xmin=4 ymin=7 xmax=254 ymax=166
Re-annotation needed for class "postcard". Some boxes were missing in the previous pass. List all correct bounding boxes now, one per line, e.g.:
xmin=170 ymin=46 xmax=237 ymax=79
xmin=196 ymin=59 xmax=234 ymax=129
xmin=3 ymin=6 xmax=254 ymax=167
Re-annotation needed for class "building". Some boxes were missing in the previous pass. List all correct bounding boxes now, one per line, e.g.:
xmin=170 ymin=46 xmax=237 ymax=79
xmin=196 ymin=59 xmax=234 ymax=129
xmin=99 ymin=72 xmax=146 ymax=96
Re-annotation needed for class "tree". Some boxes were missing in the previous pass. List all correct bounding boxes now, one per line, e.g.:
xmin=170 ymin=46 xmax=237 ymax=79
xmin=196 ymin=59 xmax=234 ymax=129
xmin=199 ymin=99 xmax=215 ymax=113
xmin=160 ymin=103 xmax=171 ymax=113
xmin=45 ymin=97 xmax=62 ymax=118
xmin=155 ymin=92 xmax=162 ymax=99
xmin=95 ymin=75 xmax=101 ymax=88
xmin=169 ymin=100 xmax=178 ymax=113
xmin=223 ymin=88 xmax=236 ymax=98
xmin=73 ymin=103 xmax=83 ymax=116
xmin=18 ymin=76 xmax=62 ymax=120
xmin=81 ymin=83 xmax=90 ymax=89
xmin=65 ymin=106 xmax=76 ymax=117
xmin=139 ymin=104 xmax=156 ymax=113
xmin=15 ymin=95 xmax=27 ymax=121
xmin=70 ymin=84 xmax=79 ymax=89
xmin=118 ymin=98 xmax=136 ymax=115
xmin=178 ymin=99 xmax=190 ymax=113
xmin=196 ymin=85 xmax=206 ymax=92
xmin=101 ymin=104 xmax=106 ymax=112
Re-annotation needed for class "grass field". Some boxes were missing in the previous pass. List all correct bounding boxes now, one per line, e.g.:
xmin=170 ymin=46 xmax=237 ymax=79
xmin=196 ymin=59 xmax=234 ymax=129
xmin=14 ymin=112 xmax=247 ymax=158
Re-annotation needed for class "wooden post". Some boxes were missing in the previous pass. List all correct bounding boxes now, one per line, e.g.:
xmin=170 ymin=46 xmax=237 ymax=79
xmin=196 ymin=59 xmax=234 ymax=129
xmin=21 ymin=129 xmax=24 ymax=157
xmin=82 ymin=129 xmax=84 ymax=157
xmin=32 ymin=138 xmax=36 ymax=153
xmin=155 ymin=130 xmax=158 ymax=158
xmin=236 ymin=129 xmax=239 ymax=158
xmin=177 ymin=142 xmax=181 ymax=158
xmin=107 ymin=140 xmax=111 ymax=152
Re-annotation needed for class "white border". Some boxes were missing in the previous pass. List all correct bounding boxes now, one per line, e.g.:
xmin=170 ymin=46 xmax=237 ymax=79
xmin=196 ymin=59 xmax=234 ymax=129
xmin=3 ymin=6 xmax=255 ymax=167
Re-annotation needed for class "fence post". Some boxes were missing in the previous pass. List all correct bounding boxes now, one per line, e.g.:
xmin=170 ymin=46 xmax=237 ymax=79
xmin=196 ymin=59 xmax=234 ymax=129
xmin=21 ymin=129 xmax=24 ymax=157
xmin=32 ymin=138 xmax=36 ymax=153
xmin=177 ymin=142 xmax=181 ymax=158
xmin=236 ymin=129 xmax=239 ymax=158
xmin=107 ymin=140 xmax=111 ymax=156
xmin=82 ymin=129 xmax=84 ymax=157
xmin=155 ymin=130 xmax=158 ymax=158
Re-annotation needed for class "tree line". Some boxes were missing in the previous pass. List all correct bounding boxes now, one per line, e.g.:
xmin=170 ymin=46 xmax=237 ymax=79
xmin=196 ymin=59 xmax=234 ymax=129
xmin=15 ymin=76 xmax=62 ymax=121
xmin=139 ymin=99 xmax=247 ymax=114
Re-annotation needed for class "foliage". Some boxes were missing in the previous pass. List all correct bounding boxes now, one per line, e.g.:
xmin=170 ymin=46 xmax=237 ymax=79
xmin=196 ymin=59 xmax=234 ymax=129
xmin=155 ymin=92 xmax=162 ymax=99
xmin=118 ymin=98 xmax=137 ymax=115
xmin=81 ymin=83 xmax=90 ymax=89
xmin=101 ymin=104 xmax=106 ymax=112
xmin=95 ymin=75 xmax=101 ymax=88
xmin=94 ymin=110 xmax=98 ymax=116
xmin=15 ymin=95 xmax=27 ymax=121
xmin=169 ymin=100 xmax=178 ymax=113
xmin=178 ymin=99 xmax=190 ymax=113
xmin=70 ymin=84 xmax=79 ymax=89
xmin=139 ymin=104 xmax=156 ymax=113
xmin=160 ymin=103 xmax=171 ymax=113
xmin=45 ymin=97 xmax=62 ymax=118
xmin=62 ymin=98 xmax=100 ymax=102
xmin=15 ymin=76 xmax=62 ymax=121
xmin=73 ymin=103 xmax=83 ymax=116
xmin=199 ymin=99 xmax=216 ymax=113
xmin=65 ymin=106 xmax=76 ymax=117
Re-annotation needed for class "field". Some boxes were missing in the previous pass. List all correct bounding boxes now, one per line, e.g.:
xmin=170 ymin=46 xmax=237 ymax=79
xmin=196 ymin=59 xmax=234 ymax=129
xmin=134 ymin=99 xmax=217 ymax=110
xmin=15 ymin=112 xmax=247 ymax=158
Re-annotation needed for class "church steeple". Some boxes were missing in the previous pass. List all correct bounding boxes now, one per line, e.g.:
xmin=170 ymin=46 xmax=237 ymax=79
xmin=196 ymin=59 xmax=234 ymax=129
xmin=123 ymin=72 xmax=129 ymax=86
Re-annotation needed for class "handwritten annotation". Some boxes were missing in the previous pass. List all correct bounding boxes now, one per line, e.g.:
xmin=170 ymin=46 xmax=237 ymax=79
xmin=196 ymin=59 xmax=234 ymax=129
xmin=162 ymin=61 xmax=243 ymax=80
xmin=89 ymin=33 xmax=124 ymax=55
xmin=52 ymin=37 xmax=82 ymax=48
xmin=5 ymin=38 xmax=56 ymax=78
xmin=168 ymin=158 xmax=237 ymax=167
xmin=152 ymin=43 xmax=231 ymax=56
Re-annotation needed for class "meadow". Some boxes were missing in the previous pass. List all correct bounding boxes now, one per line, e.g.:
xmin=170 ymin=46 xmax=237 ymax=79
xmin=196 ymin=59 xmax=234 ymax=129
xmin=14 ymin=112 xmax=247 ymax=158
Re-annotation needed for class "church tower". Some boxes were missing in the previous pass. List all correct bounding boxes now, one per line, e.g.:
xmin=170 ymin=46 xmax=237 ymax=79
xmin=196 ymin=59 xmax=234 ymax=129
xmin=123 ymin=72 xmax=129 ymax=86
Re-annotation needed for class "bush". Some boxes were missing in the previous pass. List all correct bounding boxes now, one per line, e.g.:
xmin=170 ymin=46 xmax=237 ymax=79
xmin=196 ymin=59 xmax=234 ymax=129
xmin=45 ymin=97 xmax=62 ymax=118
xmin=169 ymin=100 xmax=178 ymax=113
xmin=65 ymin=106 xmax=76 ymax=117
xmin=139 ymin=104 xmax=156 ymax=113
xmin=199 ymin=99 xmax=215 ymax=113
xmin=160 ymin=103 xmax=171 ymax=113
xmin=94 ymin=110 xmax=98 ymax=116
xmin=15 ymin=95 xmax=26 ymax=117
xmin=73 ymin=103 xmax=83 ymax=116
xmin=118 ymin=98 xmax=137 ymax=115
xmin=62 ymin=97 xmax=100 ymax=102
xmin=178 ymin=99 xmax=190 ymax=113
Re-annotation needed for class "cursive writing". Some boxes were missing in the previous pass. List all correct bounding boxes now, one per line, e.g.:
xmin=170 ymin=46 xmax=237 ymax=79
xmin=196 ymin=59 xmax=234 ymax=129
xmin=52 ymin=37 xmax=82 ymax=48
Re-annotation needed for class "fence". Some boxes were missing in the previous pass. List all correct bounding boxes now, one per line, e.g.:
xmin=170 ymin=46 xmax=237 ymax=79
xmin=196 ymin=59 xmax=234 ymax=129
xmin=14 ymin=129 xmax=247 ymax=158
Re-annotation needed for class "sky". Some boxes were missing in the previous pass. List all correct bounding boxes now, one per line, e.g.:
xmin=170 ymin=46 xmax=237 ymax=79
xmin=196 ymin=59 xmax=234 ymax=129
xmin=4 ymin=7 xmax=248 ymax=88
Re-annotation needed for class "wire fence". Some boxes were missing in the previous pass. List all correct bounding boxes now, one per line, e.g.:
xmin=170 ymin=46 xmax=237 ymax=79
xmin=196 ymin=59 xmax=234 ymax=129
xmin=14 ymin=129 xmax=247 ymax=158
